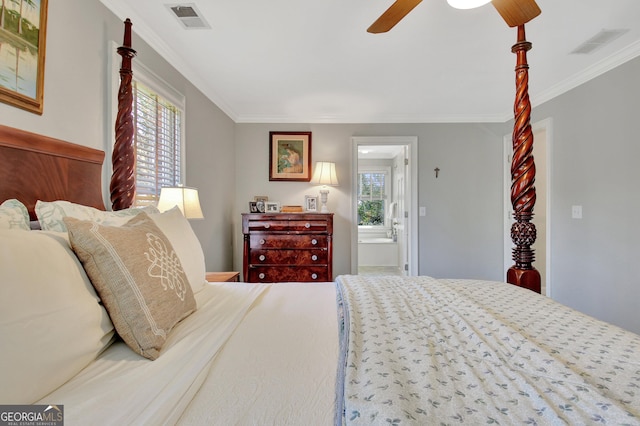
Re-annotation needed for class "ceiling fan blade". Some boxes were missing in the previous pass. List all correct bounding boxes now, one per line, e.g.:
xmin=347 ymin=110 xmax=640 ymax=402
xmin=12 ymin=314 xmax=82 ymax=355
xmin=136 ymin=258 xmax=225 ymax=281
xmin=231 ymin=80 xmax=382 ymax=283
xmin=367 ymin=0 xmax=423 ymax=34
xmin=491 ymin=0 xmax=541 ymax=27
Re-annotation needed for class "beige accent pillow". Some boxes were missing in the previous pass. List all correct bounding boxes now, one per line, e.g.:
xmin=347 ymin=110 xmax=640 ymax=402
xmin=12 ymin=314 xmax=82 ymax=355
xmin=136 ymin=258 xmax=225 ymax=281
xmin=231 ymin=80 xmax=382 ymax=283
xmin=36 ymin=200 xmax=159 ymax=232
xmin=65 ymin=213 xmax=196 ymax=360
xmin=0 ymin=230 xmax=115 ymax=404
xmin=0 ymin=199 xmax=30 ymax=230
xmin=149 ymin=207 xmax=208 ymax=293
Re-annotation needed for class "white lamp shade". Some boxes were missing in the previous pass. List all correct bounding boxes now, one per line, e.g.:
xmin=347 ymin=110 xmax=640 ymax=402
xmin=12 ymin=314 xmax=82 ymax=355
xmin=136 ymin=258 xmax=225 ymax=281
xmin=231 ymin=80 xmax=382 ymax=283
xmin=447 ymin=0 xmax=491 ymax=9
xmin=310 ymin=162 xmax=339 ymax=186
xmin=157 ymin=186 xmax=204 ymax=219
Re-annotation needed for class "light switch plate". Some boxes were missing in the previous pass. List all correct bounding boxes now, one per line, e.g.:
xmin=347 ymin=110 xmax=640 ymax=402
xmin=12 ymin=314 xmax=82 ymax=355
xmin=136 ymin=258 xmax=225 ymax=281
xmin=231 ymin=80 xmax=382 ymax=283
xmin=571 ymin=205 xmax=582 ymax=219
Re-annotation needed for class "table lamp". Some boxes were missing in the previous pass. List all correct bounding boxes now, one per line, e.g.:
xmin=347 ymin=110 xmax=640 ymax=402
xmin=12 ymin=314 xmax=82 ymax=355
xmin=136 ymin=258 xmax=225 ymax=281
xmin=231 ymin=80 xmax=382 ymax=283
xmin=157 ymin=186 xmax=204 ymax=219
xmin=310 ymin=162 xmax=339 ymax=213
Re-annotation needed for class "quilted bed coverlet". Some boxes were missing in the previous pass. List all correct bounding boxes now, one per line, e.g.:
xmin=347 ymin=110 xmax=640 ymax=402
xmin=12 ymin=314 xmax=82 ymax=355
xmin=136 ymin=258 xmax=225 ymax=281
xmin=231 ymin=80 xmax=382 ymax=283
xmin=335 ymin=275 xmax=640 ymax=425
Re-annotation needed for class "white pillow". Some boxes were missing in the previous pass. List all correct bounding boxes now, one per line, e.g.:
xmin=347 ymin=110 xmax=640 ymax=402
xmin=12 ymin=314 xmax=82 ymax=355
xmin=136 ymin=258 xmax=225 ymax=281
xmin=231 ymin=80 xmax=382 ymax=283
xmin=149 ymin=207 xmax=208 ymax=293
xmin=0 ymin=230 xmax=115 ymax=403
xmin=0 ymin=199 xmax=30 ymax=230
xmin=35 ymin=200 xmax=159 ymax=232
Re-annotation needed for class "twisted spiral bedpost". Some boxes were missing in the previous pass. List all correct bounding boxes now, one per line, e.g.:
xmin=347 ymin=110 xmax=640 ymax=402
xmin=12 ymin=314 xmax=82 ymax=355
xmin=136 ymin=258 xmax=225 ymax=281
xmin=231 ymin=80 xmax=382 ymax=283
xmin=507 ymin=25 xmax=541 ymax=293
xmin=110 ymin=18 xmax=136 ymax=211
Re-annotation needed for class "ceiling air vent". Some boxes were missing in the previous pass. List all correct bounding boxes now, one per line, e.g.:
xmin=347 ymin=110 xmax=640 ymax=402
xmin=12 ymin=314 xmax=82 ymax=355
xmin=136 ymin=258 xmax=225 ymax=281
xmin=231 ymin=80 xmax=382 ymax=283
xmin=166 ymin=3 xmax=211 ymax=29
xmin=570 ymin=29 xmax=628 ymax=55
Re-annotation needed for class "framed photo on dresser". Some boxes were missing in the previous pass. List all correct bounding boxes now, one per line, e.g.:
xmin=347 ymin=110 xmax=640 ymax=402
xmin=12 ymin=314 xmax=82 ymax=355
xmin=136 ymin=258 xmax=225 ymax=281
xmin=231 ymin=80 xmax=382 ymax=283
xmin=265 ymin=202 xmax=280 ymax=213
xmin=305 ymin=195 xmax=318 ymax=212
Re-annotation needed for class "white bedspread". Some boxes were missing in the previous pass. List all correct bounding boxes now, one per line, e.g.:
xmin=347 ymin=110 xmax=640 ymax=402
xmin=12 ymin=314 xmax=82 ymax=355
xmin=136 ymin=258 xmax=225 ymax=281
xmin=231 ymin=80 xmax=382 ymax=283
xmin=38 ymin=282 xmax=268 ymax=425
xmin=178 ymin=282 xmax=339 ymax=425
xmin=336 ymin=275 xmax=640 ymax=425
xmin=38 ymin=282 xmax=339 ymax=425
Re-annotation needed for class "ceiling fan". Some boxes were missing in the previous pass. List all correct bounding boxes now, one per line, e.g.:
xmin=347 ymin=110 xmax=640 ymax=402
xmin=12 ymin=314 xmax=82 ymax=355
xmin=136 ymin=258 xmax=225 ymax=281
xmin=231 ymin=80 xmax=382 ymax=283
xmin=367 ymin=0 xmax=541 ymax=33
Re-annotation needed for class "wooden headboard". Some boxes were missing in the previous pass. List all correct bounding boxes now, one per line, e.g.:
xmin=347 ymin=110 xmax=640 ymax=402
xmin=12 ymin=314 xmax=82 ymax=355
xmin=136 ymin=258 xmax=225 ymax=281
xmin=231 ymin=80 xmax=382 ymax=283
xmin=0 ymin=124 xmax=105 ymax=220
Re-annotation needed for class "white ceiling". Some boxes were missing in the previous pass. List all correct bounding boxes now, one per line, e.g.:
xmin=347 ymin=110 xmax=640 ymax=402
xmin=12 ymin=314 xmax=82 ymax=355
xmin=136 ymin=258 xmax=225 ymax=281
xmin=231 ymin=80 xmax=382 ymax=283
xmin=358 ymin=145 xmax=405 ymax=159
xmin=100 ymin=0 xmax=640 ymax=124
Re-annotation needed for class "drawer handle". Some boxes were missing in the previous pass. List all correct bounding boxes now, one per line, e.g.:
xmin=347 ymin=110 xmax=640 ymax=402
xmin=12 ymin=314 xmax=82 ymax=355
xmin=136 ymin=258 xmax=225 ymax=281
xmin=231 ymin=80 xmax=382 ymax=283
xmin=305 ymin=222 xmax=311 ymax=228
xmin=259 ymin=239 xmax=266 ymax=245
xmin=311 ymin=273 xmax=318 ymax=280
xmin=311 ymin=239 xmax=318 ymax=245
xmin=264 ymin=223 xmax=270 ymax=229
xmin=259 ymin=273 xmax=265 ymax=279
xmin=311 ymin=254 xmax=318 ymax=261
xmin=259 ymin=254 xmax=266 ymax=261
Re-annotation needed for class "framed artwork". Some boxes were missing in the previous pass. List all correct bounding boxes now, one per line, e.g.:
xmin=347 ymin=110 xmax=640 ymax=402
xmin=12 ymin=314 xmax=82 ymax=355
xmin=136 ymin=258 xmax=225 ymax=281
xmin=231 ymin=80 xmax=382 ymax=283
xmin=0 ymin=0 xmax=48 ymax=114
xmin=269 ymin=131 xmax=312 ymax=182
xmin=265 ymin=201 xmax=280 ymax=213
xmin=305 ymin=195 xmax=318 ymax=212
xmin=249 ymin=201 xmax=258 ymax=213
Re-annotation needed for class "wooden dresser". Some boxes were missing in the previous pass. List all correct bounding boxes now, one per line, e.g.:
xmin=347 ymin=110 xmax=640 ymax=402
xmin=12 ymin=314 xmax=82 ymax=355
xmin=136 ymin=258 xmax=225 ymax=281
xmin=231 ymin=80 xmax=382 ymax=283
xmin=242 ymin=213 xmax=333 ymax=283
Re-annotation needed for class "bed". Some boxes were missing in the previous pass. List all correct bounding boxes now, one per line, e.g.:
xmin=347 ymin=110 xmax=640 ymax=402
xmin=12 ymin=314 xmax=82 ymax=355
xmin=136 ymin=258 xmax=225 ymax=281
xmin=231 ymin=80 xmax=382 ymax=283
xmin=1 ymin=20 xmax=640 ymax=426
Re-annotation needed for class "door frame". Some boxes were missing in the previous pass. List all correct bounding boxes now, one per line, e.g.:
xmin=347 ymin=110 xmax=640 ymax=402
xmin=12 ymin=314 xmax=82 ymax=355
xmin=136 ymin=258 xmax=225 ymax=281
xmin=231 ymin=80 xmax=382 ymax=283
xmin=351 ymin=136 xmax=418 ymax=275
xmin=503 ymin=118 xmax=553 ymax=296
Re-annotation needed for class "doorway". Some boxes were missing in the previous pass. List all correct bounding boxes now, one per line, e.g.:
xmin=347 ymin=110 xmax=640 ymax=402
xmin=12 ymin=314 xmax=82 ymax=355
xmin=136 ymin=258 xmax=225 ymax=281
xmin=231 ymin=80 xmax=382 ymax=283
xmin=503 ymin=118 xmax=552 ymax=295
xmin=351 ymin=136 xmax=418 ymax=276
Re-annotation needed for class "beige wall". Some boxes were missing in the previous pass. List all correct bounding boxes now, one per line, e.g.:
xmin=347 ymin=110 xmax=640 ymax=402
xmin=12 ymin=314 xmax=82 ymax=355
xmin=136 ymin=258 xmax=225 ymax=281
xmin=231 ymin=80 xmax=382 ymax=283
xmin=233 ymin=123 xmax=507 ymax=281
xmin=532 ymin=56 xmax=640 ymax=334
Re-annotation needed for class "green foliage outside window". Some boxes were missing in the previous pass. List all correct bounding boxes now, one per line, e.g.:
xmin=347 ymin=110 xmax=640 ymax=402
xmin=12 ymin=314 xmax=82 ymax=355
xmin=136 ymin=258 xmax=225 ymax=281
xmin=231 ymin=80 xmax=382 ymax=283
xmin=358 ymin=200 xmax=385 ymax=225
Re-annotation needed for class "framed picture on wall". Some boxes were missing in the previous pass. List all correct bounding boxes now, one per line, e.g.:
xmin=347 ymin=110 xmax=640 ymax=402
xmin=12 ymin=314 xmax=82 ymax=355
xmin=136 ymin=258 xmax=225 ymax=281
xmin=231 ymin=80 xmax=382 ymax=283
xmin=0 ymin=0 xmax=49 ymax=114
xmin=269 ymin=131 xmax=312 ymax=181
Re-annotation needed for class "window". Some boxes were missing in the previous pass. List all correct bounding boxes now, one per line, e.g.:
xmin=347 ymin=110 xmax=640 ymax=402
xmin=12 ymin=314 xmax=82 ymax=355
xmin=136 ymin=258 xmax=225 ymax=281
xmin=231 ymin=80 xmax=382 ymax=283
xmin=357 ymin=168 xmax=389 ymax=227
xmin=132 ymin=81 xmax=183 ymax=207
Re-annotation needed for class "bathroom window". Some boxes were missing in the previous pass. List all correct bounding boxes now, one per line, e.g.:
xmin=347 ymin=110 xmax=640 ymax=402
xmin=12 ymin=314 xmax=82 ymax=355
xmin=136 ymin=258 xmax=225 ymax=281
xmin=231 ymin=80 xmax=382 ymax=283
xmin=357 ymin=168 xmax=389 ymax=228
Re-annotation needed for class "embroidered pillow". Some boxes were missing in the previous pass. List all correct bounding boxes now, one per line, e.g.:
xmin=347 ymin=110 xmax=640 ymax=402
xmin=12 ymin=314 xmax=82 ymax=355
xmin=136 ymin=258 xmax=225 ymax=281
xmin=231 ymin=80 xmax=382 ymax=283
xmin=0 ymin=199 xmax=30 ymax=230
xmin=64 ymin=213 xmax=196 ymax=360
xmin=36 ymin=200 xmax=159 ymax=232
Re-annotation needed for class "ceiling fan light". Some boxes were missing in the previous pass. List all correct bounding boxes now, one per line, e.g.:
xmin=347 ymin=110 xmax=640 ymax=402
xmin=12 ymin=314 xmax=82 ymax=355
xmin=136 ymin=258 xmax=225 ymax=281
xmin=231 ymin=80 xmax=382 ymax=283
xmin=447 ymin=0 xmax=492 ymax=10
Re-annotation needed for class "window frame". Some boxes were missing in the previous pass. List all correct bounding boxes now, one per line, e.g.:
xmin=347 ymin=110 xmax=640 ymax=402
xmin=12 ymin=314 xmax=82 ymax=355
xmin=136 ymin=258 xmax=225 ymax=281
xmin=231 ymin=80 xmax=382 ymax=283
xmin=357 ymin=165 xmax=391 ymax=232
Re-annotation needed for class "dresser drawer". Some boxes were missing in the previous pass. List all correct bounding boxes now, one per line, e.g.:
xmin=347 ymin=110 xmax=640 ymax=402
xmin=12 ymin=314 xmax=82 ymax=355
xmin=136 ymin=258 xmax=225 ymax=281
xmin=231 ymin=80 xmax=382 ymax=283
xmin=248 ymin=249 xmax=328 ymax=265
xmin=248 ymin=266 xmax=329 ymax=283
xmin=249 ymin=234 xmax=327 ymax=249
xmin=247 ymin=219 xmax=329 ymax=233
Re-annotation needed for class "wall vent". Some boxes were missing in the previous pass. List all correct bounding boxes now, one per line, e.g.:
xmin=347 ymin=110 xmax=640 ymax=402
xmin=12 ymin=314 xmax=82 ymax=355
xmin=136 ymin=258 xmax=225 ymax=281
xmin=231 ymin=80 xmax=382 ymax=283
xmin=570 ymin=29 xmax=628 ymax=55
xmin=166 ymin=3 xmax=211 ymax=29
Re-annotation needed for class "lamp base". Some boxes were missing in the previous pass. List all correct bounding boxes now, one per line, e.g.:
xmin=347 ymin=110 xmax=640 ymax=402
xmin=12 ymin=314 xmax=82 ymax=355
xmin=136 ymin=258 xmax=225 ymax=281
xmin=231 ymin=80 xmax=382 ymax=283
xmin=319 ymin=189 xmax=329 ymax=213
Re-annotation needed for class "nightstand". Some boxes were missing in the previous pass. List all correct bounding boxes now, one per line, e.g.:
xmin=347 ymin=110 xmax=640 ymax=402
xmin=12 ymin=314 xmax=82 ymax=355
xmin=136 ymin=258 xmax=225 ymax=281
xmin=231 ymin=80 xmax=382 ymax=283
xmin=205 ymin=272 xmax=240 ymax=282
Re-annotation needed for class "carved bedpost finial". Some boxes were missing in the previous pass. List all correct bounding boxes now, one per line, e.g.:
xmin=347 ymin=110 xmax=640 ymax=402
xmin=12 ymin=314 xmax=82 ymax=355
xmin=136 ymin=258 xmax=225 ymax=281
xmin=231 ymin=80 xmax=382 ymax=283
xmin=110 ymin=18 xmax=137 ymax=211
xmin=507 ymin=25 xmax=541 ymax=293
